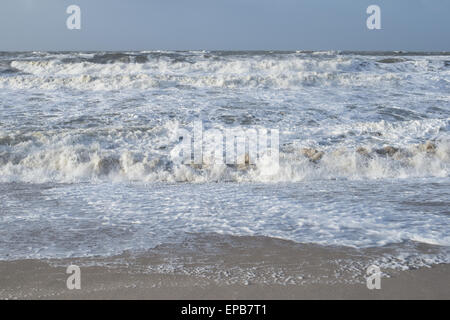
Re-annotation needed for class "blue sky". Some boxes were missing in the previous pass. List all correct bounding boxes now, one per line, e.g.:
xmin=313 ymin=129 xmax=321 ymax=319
xmin=1 ymin=0 xmax=449 ymax=51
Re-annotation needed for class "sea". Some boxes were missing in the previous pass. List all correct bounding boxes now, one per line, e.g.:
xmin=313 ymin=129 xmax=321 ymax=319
xmin=0 ymin=51 xmax=449 ymax=278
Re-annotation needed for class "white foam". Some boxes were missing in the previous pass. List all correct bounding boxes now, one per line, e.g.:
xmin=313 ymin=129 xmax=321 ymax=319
xmin=0 ymin=121 xmax=448 ymax=184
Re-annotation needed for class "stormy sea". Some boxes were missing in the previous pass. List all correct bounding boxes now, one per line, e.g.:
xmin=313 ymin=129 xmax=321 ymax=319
xmin=0 ymin=51 xmax=449 ymax=297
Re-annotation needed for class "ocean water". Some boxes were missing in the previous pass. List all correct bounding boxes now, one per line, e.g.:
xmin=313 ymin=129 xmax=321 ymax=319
xmin=0 ymin=51 xmax=449 ymax=269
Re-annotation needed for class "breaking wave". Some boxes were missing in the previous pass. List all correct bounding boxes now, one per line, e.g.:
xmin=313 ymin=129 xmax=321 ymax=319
xmin=0 ymin=123 xmax=448 ymax=184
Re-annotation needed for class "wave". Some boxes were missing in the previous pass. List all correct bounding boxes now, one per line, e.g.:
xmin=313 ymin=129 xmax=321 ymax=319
xmin=1 ymin=52 xmax=448 ymax=90
xmin=0 ymin=126 xmax=448 ymax=183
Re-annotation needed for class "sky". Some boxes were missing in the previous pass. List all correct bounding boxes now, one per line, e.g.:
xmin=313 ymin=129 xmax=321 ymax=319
xmin=0 ymin=0 xmax=449 ymax=51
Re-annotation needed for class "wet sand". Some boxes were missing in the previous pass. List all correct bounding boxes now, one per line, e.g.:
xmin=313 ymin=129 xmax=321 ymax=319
xmin=0 ymin=259 xmax=448 ymax=300
xmin=1 ymin=236 xmax=448 ymax=300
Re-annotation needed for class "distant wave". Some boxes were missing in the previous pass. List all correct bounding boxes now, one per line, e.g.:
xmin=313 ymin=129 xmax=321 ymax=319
xmin=0 ymin=51 xmax=448 ymax=91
